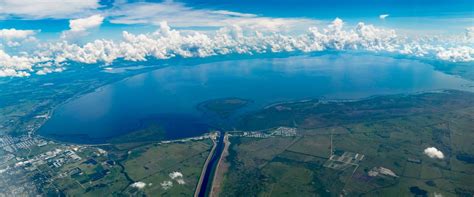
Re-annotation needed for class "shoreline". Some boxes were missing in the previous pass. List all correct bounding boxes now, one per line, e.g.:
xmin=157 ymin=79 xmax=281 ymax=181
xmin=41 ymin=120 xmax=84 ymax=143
xmin=262 ymin=89 xmax=461 ymax=110
xmin=33 ymin=89 xmax=470 ymax=146
xmin=29 ymin=64 xmax=177 ymax=141
xmin=33 ymin=52 xmax=308 ymax=140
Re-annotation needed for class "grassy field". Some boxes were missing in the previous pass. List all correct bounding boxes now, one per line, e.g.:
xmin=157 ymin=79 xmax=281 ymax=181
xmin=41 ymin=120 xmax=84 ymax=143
xmin=12 ymin=91 xmax=474 ymax=196
xmin=122 ymin=140 xmax=212 ymax=196
xmin=218 ymin=91 xmax=474 ymax=196
xmin=38 ymin=139 xmax=212 ymax=196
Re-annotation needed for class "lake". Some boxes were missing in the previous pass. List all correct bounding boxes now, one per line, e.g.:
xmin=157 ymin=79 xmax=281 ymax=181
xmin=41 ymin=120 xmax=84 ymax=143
xmin=38 ymin=53 xmax=474 ymax=143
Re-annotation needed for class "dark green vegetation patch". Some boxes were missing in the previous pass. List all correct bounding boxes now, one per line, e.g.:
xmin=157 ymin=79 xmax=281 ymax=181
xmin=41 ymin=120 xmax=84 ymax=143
xmin=197 ymin=97 xmax=252 ymax=118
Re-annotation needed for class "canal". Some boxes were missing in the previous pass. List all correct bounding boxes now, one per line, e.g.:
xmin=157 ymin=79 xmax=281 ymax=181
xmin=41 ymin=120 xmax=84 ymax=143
xmin=198 ymin=132 xmax=225 ymax=197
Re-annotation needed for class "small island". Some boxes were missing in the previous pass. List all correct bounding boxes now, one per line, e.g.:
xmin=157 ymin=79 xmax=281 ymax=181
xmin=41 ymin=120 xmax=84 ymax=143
xmin=197 ymin=97 xmax=252 ymax=118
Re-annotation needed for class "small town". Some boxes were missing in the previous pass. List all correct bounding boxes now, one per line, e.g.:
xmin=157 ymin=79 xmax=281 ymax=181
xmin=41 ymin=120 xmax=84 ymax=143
xmin=229 ymin=127 xmax=297 ymax=138
xmin=0 ymin=126 xmax=299 ymax=195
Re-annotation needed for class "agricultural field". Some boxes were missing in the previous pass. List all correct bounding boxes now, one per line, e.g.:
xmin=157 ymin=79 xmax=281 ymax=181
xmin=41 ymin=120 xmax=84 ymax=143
xmin=30 ymin=139 xmax=213 ymax=196
xmin=122 ymin=140 xmax=212 ymax=196
xmin=218 ymin=91 xmax=474 ymax=196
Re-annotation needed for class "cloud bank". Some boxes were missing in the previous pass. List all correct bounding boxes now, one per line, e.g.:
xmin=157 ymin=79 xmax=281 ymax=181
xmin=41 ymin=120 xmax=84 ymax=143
xmin=0 ymin=28 xmax=38 ymax=47
xmin=424 ymin=147 xmax=444 ymax=159
xmin=1 ymin=18 xmax=473 ymax=77
xmin=0 ymin=0 xmax=100 ymax=19
xmin=0 ymin=29 xmax=37 ymax=40
xmin=107 ymin=1 xmax=317 ymax=32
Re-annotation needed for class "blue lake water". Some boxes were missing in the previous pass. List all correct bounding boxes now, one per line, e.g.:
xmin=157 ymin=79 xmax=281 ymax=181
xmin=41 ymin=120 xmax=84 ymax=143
xmin=38 ymin=54 xmax=474 ymax=143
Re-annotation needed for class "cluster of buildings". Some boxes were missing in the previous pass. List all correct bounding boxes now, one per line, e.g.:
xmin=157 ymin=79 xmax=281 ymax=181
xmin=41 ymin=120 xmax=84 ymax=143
xmin=0 ymin=134 xmax=115 ymax=196
xmin=0 ymin=134 xmax=87 ymax=189
xmin=1 ymin=129 xmax=224 ymax=196
xmin=160 ymin=132 xmax=218 ymax=144
xmin=324 ymin=151 xmax=365 ymax=171
xmin=230 ymin=127 xmax=298 ymax=138
xmin=368 ymin=167 xmax=398 ymax=178
xmin=271 ymin=127 xmax=297 ymax=136
xmin=0 ymin=135 xmax=48 ymax=153
xmin=14 ymin=147 xmax=82 ymax=171
xmin=232 ymin=131 xmax=269 ymax=138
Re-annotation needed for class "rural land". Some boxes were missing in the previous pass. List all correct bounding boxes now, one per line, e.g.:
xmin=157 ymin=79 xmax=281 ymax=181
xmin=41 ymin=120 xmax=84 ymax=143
xmin=1 ymin=90 xmax=474 ymax=196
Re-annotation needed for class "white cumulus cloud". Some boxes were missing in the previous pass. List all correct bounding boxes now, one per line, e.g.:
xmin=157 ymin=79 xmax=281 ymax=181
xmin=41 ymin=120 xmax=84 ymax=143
xmin=0 ymin=29 xmax=37 ymax=40
xmin=42 ymin=18 xmax=402 ymax=66
xmin=176 ymin=179 xmax=185 ymax=185
xmin=436 ymin=46 xmax=474 ymax=62
xmin=160 ymin=180 xmax=173 ymax=190
xmin=0 ymin=50 xmax=43 ymax=77
xmin=424 ymin=147 xmax=444 ymax=159
xmin=69 ymin=14 xmax=104 ymax=32
xmin=1 ymin=18 xmax=473 ymax=77
xmin=379 ymin=14 xmax=389 ymax=20
xmin=169 ymin=171 xmax=185 ymax=185
xmin=466 ymin=27 xmax=474 ymax=42
xmin=0 ymin=28 xmax=38 ymax=47
xmin=130 ymin=182 xmax=146 ymax=189
xmin=61 ymin=14 xmax=104 ymax=39
xmin=169 ymin=171 xmax=183 ymax=179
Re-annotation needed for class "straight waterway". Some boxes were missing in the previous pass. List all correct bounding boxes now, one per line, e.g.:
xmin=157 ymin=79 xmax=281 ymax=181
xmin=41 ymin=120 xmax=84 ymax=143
xmin=197 ymin=132 xmax=225 ymax=197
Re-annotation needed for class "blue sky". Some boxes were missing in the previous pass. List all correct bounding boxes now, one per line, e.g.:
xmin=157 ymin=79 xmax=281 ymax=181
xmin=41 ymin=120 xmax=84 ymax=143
xmin=0 ymin=0 xmax=473 ymax=77
xmin=183 ymin=0 xmax=473 ymax=18
xmin=1 ymin=0 xmax=473 ymax=38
